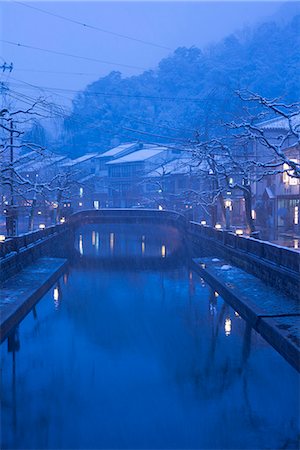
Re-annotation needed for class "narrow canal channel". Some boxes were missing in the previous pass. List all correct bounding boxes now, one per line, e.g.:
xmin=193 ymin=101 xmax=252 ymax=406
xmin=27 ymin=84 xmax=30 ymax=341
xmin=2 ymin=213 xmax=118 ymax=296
xmin=1 ymin=224 xmax=299 ymax=449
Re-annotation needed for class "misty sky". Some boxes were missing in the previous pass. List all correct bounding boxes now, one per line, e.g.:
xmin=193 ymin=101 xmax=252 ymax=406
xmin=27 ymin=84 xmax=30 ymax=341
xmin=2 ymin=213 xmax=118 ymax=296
xmin=0 ymin=1 xmax=299 ymax=108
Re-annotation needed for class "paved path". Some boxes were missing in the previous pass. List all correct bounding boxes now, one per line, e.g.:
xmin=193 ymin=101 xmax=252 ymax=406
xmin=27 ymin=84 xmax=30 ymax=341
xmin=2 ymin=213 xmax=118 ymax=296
xmin=0 ymin=257 xmax=67 ymax=343
xmin=192 ymin=257 xmax=300 ymax=372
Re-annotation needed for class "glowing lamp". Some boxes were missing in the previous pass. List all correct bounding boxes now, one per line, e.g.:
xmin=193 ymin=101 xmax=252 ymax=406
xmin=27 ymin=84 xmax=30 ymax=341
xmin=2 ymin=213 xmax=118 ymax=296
xmin=215 ymin=223 xmax=222 ymax=229
xmin=39 ymin=224 xmax=46 ymax=230
xmin=235 ymin=229 xmax=243 ymax=236
xmin=0 ymin=235 xmax=6 ymax=242
xmin=200 ymin=220 xmax=207 ymax=225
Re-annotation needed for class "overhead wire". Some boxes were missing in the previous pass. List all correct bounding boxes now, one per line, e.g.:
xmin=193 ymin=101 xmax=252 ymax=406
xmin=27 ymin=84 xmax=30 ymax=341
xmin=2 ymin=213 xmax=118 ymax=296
xmin=6 ymin=78 xmax=204 ymax=144
xmin=0 ymin=39 xmax=148 ymax=71
xmin=11 ymin=0 xmax=172 ymax=51
xmin=7 ymin=79 xmax=214 ymax=103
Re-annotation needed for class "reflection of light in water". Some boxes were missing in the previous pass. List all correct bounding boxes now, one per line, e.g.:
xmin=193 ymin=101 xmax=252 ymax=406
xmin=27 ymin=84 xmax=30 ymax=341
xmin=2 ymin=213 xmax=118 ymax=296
xmin=110 ymin=233 xmax=114 ymax=252
xmin=95 ymin=232 xmax=99 ymax=252
xmin=225 ymin=318 xmax=231 ymax=336
xmin=209 ymin=304 xmax=216 ymax=315
xmin=142 ymin=235 xmax=145 ymax=241
xmin=92 ymin=231 xmax=96 ymax=246
xmin=63 ymin=273 xmax=68 ymax=285
xmin=161 ymin=244 xmax=166 ymax=258
xmin=54 ymin=287 xmax=59 ymax=301
xmin=189 ymin=271 xmax=193 ymax=281
xmin=79 ymin=234 xmax=83 ymax=255
xmin=294 ymin=239 xmax=299 ymax=249
xmin=141 ymin=241 xmax=145 ymax=254
xmin=53 ymin=286 xmax=60 ymax=309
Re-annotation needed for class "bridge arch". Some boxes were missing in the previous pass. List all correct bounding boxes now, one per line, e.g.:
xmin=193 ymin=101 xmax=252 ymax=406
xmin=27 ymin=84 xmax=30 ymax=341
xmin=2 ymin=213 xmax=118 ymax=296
xmin=67 ymin=208 xmax=188 ymax=230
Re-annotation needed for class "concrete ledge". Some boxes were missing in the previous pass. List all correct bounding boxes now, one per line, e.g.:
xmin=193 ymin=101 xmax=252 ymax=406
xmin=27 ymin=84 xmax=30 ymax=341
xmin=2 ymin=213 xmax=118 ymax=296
xmin=191 ymin=257 xmax=300 ymax=373
xmin=189 ymin=224 xmax=300 ymax=300
xmin=0 ymin=257 xmax=68 ymax=343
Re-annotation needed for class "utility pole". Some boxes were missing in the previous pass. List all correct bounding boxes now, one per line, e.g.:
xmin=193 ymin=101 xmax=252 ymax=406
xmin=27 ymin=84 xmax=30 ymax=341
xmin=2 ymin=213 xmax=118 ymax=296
xmin=5 ymin=118 xmax=18 ymax=236
xmin=10 ymin=118 xmax=14 ymax=206
xmin=0 ymin=62 xmax=13 ymax=73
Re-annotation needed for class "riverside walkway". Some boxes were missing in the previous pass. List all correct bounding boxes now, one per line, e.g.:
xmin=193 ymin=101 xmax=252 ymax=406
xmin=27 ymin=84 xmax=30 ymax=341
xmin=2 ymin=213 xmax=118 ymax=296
xmin=192 ymin=257 xmax=300 ymax=372
xmin=0 ymin=257 xmax=67 ymax=343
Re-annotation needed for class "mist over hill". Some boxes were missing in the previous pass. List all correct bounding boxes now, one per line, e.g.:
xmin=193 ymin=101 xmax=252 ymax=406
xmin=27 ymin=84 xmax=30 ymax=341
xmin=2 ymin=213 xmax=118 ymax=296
xmin=57 ymin=13 xmax=300 ymax=157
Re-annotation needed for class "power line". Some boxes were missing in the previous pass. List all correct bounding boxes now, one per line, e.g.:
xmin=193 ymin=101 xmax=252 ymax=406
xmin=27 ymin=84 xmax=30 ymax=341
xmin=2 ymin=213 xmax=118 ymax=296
xmin=14 ymin=68 xmax=103 ymax=77
xmin=0 ymin=39 xmax=148 ymax=71
xmin=7 ymin=79 xmax=212 ymax=103
xmin=123 ymin=115 xmax=198 ymax=134
xmin=12 ymin=0 xmax=172 ymax=51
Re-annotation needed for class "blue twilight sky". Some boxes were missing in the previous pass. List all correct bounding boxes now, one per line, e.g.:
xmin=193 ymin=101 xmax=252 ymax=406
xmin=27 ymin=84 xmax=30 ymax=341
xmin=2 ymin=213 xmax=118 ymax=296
xmin=0 ymin=0 xmax=299 ymax=107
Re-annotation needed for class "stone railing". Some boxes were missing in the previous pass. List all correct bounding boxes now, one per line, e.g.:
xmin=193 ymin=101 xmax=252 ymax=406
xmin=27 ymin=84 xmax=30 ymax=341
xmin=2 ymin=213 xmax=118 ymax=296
xmin=0 ymin=224 xmax=67 ymax=259
xmin=189 ymin=221 xmax=300 ymax=274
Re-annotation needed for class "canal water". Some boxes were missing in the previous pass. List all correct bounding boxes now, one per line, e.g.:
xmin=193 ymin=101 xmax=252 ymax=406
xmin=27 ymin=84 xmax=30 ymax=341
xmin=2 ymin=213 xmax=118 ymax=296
xmin=1 ymin=224 xmax=299 ymax=449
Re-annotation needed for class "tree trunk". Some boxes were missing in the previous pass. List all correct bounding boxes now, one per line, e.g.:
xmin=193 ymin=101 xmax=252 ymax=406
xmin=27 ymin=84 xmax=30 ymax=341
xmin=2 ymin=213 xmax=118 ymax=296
xmin=244 ymin=188 xmax=255 ymax=233
xmin=28 ymin=199 xmax=36 ymax=232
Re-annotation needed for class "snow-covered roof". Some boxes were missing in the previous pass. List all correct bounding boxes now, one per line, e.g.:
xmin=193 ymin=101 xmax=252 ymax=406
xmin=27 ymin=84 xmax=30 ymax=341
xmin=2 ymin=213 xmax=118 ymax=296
xmin=258 ymin=113 xmax=300 ymax=131
xmin=18 ymin=155 xmax=67 ymax=172
xmin=147 ymin=157 xmax=199 ymax=177
xmin=106 ymin=147 xmax=168 ymax=164
xmin=62 ymin=153 xmax=98 ymax=167
xmin=96 ymin=142 xmax=139 ymax=158
xmin=78 ymin=173 xmax=96 ymax=183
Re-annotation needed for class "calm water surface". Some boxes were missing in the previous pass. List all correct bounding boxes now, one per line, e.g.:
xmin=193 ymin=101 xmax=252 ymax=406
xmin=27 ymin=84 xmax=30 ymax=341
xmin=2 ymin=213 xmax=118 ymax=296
xmin=1 ymin=225 xmax=299 ymax=449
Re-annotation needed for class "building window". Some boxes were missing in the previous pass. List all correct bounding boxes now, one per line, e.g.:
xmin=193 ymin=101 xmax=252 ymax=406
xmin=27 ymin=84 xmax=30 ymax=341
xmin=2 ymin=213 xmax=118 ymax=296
xmin=283 ymin=161 xmax=299 ymax=186
xmin=295 ymin=206 xmax=299 ymax=225
xmin=93 ymin=200 xmax=100 ymax=210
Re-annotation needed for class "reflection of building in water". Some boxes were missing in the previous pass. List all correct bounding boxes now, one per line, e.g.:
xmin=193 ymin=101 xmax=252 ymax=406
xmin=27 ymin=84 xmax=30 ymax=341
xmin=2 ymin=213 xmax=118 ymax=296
xmin=161 ymin=244 xmax=166 ymax=258
xmin=209 ymin=288 xmax=217 ymax=315
xmin=92 ymin=231 xmax=96 ymax=246
xmin=141 ymin=241 xmax=145 ymax=255
xmin=95 ymin=232 xmax=100 ymax=252
xmin=110 ymin=233 xmax=114 ymax=253
xmin=79 ymin=234 xmax=83 ymax=255
xmin=189 ymin=271 xmax=195 ymax=296
xmin=225 ymin=317 xmax=232 ymax=336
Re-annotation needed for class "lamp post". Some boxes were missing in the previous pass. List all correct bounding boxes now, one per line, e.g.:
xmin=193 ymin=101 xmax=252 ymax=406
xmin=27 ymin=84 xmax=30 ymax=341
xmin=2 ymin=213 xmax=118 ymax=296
xmin=225 ymin=199 xmax=232 ymax=230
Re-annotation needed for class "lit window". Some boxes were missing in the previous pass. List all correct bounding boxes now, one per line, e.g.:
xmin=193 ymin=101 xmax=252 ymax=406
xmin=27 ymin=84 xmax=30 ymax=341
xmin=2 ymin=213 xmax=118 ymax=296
xmin=283 ymin=161 xmax=299 ymax=186
xmin=93 ymin=200 xmax=100 ymax=210
xmin=295 ymin=206 xmax=299 ymax=225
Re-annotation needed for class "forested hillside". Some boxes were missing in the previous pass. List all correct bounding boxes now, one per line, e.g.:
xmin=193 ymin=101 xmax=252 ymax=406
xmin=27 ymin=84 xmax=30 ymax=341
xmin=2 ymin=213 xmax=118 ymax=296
xmin=58 ymin=14 xmax=300 ymax=157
